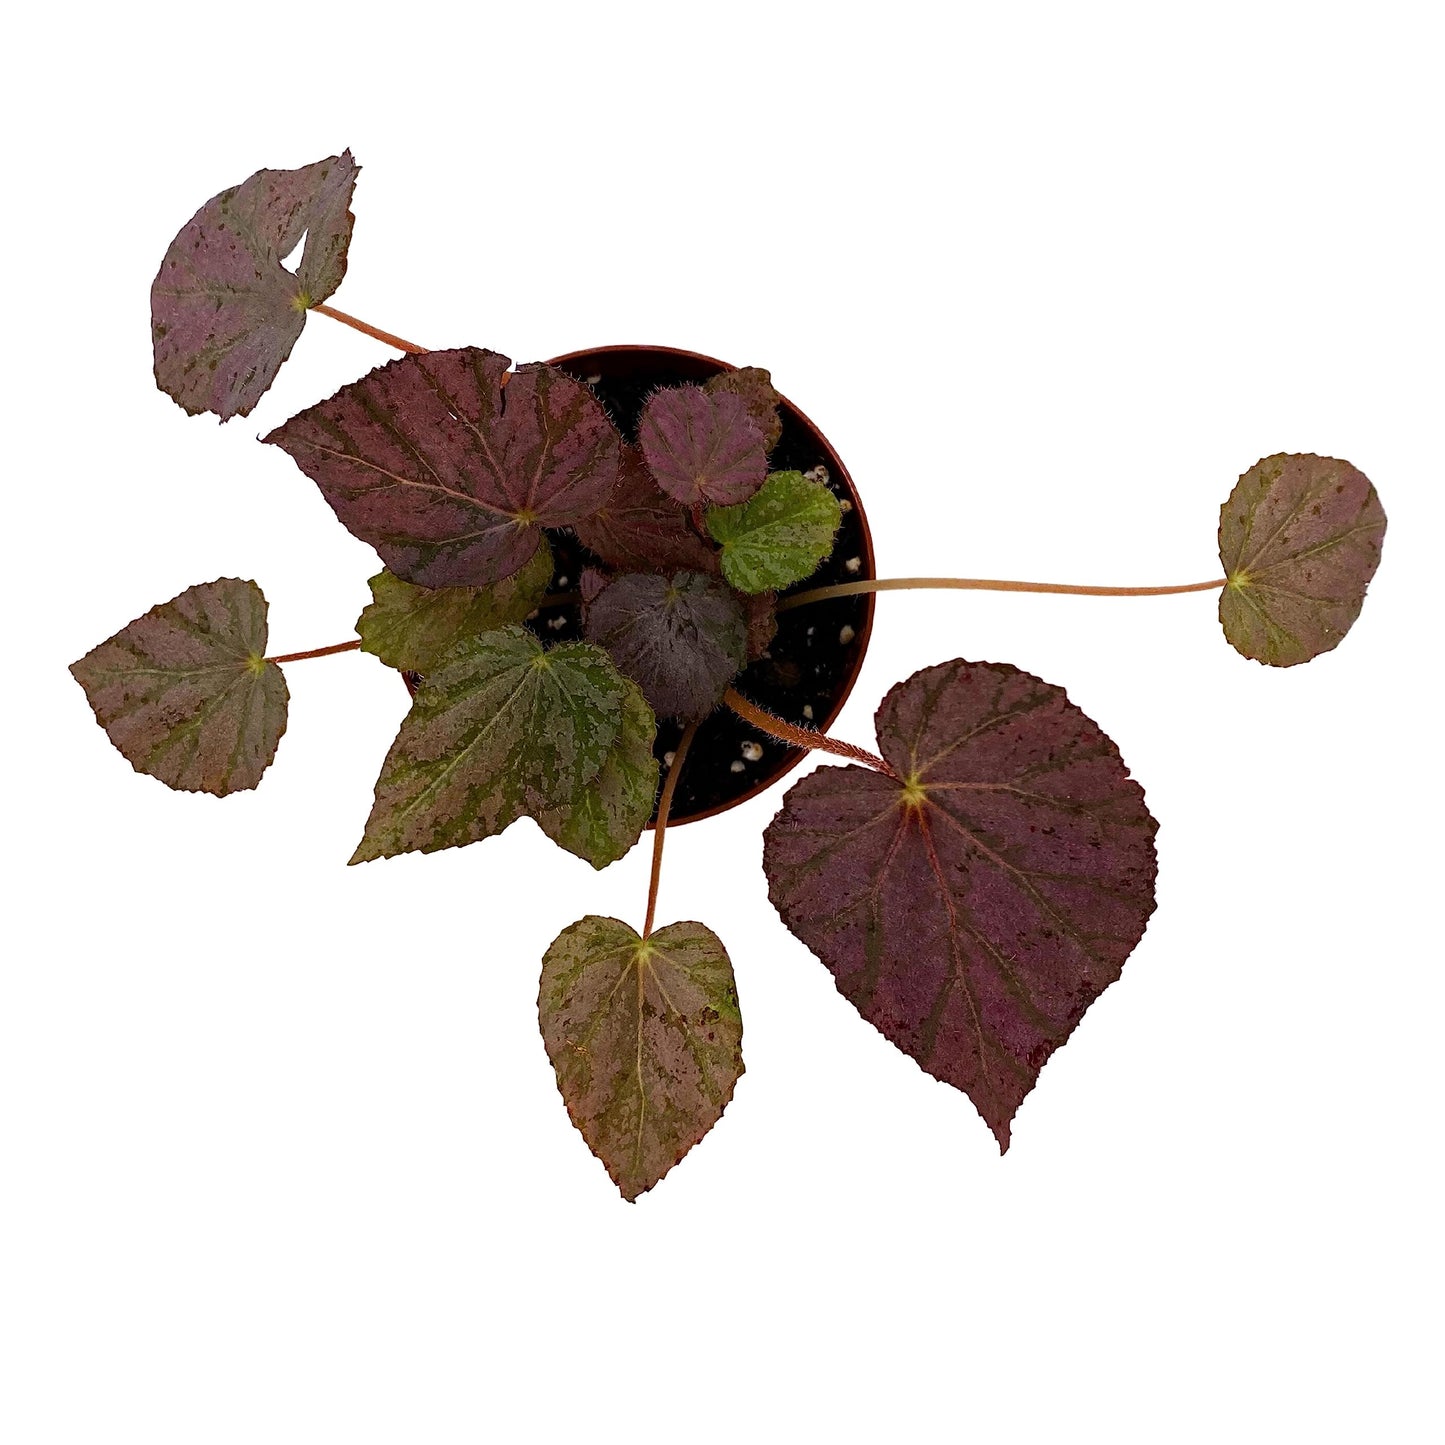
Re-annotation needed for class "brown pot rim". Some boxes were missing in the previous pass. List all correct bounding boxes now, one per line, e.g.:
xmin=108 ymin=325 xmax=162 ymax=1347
xmin=547 ymin=344 xmax=877 ymax=827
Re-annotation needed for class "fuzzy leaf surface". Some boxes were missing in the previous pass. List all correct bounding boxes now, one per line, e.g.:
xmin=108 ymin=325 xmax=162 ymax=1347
xmin=705 ymin=366 xmax=783 ymax=452
xmin=266 ymin=348 xmax=620 ymax=588
xmin=539 ymin=916 xmax=743 ymax=1200
xmin=1218 ymin=453 xmax=1386 ymax=666
xmin=707 ymin=470 xmax=842 ymax=593
xmin=585 ymin=572 xmax=747 ymax=721
xmin=351 ymin=627 xmax=626 ymax=863
xmin=70 ymin=578 xmax=288 ymax=796
xmin=763 ymin=659 xmax=1158 ymax=1149
xmin=572 ymin=446 xmax=719 ymax=574
xmin=151 ymin=152 xmax=359 ymax=420
xmin=356 ymin=542 xmax=554 ymax=673
xmin=536 ymin=683 xmax=659 ymax=868
xmin=636 ymin=385 xmax=767 ymax=507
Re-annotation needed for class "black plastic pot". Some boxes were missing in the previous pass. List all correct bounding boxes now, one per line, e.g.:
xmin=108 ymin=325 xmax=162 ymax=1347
xmin=539 ymin=345 xmax=877 ymax=826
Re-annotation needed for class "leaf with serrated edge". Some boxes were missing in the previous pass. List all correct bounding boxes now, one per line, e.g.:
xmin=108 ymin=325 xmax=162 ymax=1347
xmin=70 ymin=578 xmax=288 ymax=796
xmin=357 ymin=541 xmax=554 ymax=673
xmin=573 ymin=446 xmax=720 ymax=574
xmin=585 ymin=572 xmax=747 ymax=721
xmin=539 ymin=916 xmax=743 ymax=1200
xmin=704 ymin=366 xmax=783 ymax=452
xmin=151 ymin=152 xmax=359 ymax=420
xmin=1218 ymin=453 xmax=1386 ymax=666
xmin=637 ymin=384 xmax=767 ymax=507
xmin=763 ymin=659 xmax=1158 ymax=1150
xmin=707 ymin=470 xmax=842 ymax=593
xmin=266 ymin=348 xmax=621 ymax=588
xmin=537 ymin=683 xmax=659 ymax=869
xmin=351 ymin=627 xmax=626 ymax=863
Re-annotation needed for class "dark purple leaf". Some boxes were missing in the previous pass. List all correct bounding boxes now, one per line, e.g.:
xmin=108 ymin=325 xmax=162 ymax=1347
xmin=743 ymin=591 xmax=778 ymax=660
xmin=763 ymin=659 xmax=1158 ymax=1150
xmin=637 ymin=385 xmax=767 ymax=507
xmin=70 ymin=578 xmax=288 ymax=796
xmin=266 ymin=348 xmax=621 ymax=588
xmin=704 ymin=366 xmax=783 ymax=452
xmin=151 ymin=152 xmax=359 ymax=420
xmin=572 ymin=445 xmax=720 ymax=574
xmin=539 ymin=915 xmax=743 ymax=1200
xmin=1218 ymin=453 xmax=1387 ymax=666
xmin=585 ymin=572 xmax=747 ymax=721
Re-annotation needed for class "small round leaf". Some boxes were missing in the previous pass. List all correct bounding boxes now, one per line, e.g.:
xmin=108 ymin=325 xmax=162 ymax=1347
xmin=707 ymin=470 xmax=842 ymax=593
xmin=637 ymin=384 xmax=767 ymax=507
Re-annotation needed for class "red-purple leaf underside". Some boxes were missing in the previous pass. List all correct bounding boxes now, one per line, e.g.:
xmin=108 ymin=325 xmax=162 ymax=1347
xmin=266 ymin=348 xmax=621 ymax=588
xmin=151 ymin=152 xmax=359 ymax=420
xmin=637 ymin=385 xmax=768 ymax=507
xmin=763 ymin=659 xmax=1158 ymax=1150
xmin=69 ymin=578 xmax=288 ymax=796
xmin=1218 ymin=453 xmax=1387 ymax=666
xmin=572 ymin=446 xmax=720 ymax=574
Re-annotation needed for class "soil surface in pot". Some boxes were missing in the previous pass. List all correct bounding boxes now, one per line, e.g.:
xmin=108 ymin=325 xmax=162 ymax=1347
xmin=529 ymin=348 xmax=874 ymax=825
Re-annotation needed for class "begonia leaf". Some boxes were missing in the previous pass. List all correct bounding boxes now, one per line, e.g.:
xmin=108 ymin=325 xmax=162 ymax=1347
xmin=351 ymin=626 xmax=627 ymax=863
xmin=572 ymin=445 xmax=720 ymax=574
xmin=636 ymin=384 xmax=767 ymax=507
xmin=356 ymin=542 xmax=554 ymax=673
xmin=536 ymin=682 xmax=659 ymax=869
xmin=743 ymin=591 xmax=778 ymax=661
xmin=151 ymin=152 xmax=359 ymax=420
xmin=1218 ymin=453 xmax=1387 ymax=666
xmin=70 ymin=578 xmax=288 ymax=796
xmin=707 ymin=470 xmax=842 ymax=593
xmin=763 ymin=659 xmax=1158 ymax=1150
xmin=585 ymin=572 xmax=747 ymax=721
xmin=704 ymin=366 xmax=783 ymax=452
xmin=266 ymin=348 xmax=621 ymax=588
xmin=539 ymin=915 xmax=743 ymax=1201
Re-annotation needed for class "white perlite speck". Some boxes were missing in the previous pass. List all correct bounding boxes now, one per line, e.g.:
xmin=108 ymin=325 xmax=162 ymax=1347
xmin=845 ymin=556 xmax=861 ymax=573
xmin=730 ymin=760 xmax=746 ymax=773
xmin=741 ymin=741 xmax=763 ymax=762
xmin=839 ymin=624 xmax=856 ymax=644
xmin=663 ymin=751 xmax=676 ymax=768
xmin=802 ymin=704 xmax=814 ymax=720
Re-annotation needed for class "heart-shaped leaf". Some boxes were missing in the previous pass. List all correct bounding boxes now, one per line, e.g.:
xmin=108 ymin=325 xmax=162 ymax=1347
xmin=536 ymin=682 xmax=659 ymax=869
xmin=70 ymin=578 xmax=288 ymax=796
xmin=1218 ymin=453 xmax=1386 ymax=666
xmin=572 ymin=445 xmax=720 ymax=574
xmin=585 ymin=572 xmax=747 ymax=721
xmin=705 ymin=366 xmax=783 ymax=453
xmin=351 ymin=626 xmax=627 ymax=863
xmin=707 ymin=470 xmax=842 ymax=593
xmin=266 ymin=348 xmax=621 ymax=588
xmin=151 ymin=152 xmax=359 ymax=420
xmin=637 ymin=384 xmax=767 ymax=507
xmin=539 ymin=916 xmax=744 ymax=1201
xmin=356 ymin=542 xmax=554 ymax=673
xmin=763 ymin=659 xmax=1158 ymax=1150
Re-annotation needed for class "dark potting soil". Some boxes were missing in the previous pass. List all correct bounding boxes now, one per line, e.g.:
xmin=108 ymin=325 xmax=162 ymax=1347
xmin=525 ymin=352 xmax=874 ymax=825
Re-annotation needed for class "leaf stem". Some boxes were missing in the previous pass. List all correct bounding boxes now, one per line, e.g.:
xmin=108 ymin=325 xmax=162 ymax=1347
xmin=778 ymin=575 xmax=1227 ymax=612
xmin=266 ymin=639 xmax=362 ymax=665
xmin=723 ymin=688 xmax=897 ymax=778
xmin=312 ymin=303 xmax=427 ymax=356
xmin=644 ymin=720 xmax=698 ymax=939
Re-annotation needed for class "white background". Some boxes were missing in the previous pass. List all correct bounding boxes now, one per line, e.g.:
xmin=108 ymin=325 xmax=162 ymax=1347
xmin=2 ymin=3 xmax=1440 ymax=1441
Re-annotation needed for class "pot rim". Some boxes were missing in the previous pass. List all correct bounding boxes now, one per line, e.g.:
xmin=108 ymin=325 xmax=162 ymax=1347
xmin=547 ymin=343 xmax=877 ymax=827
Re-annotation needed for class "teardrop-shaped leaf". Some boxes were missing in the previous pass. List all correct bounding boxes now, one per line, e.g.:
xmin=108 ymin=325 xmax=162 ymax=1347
xmin=266 ymin=348 xmax=621 ymax=588
xmin=70 ymin=578 xmax=288 ymax=796
xmin=539 ymin=916 xmax=744 ymax=1201
xmin=536 ymin=683 xmax=659 ymax=869
xmin=1218 ymin=453 xmax=1386 ymax=666
xmin=351 ymin=626 xmax=627 ymax=863
xmin=356 ymin=541 xmax=554 ymax=673
xmin=707 ymin=470 xmax=842 ymax=593
xmin=151 ymin=152 xmax=359 ymax=420
xmin=763 ymin=659 xmax=1158 ymax=1150
xmin=572 ymin=446 xmax=720 ymax=574
xmin=705 ymin=366 xmax=783 ymax=452
xmin=636 ymin=384 xmax=767 ymax=507
xmin=585 ymin=572 xmax=747 ymax=721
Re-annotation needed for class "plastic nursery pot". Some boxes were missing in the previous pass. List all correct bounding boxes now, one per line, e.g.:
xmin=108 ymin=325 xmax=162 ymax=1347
xmin=543 ymin=344 xmax=876 ymax=826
